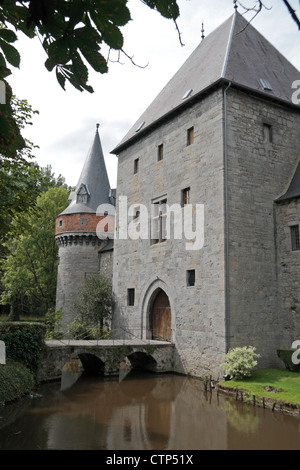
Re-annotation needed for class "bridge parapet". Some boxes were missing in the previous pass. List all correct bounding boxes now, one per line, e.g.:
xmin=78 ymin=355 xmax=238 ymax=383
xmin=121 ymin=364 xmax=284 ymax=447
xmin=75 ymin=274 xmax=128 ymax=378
xmin=39 ymin=339 xmax=175 ymax=383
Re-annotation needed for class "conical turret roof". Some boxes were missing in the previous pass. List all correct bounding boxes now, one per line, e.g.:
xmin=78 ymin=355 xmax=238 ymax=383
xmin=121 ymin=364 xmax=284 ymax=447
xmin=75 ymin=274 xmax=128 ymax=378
xmin=112 ymin=11 xmax=299 ymax=154
xmin=61 ymin=126 xmax=111 ymax=215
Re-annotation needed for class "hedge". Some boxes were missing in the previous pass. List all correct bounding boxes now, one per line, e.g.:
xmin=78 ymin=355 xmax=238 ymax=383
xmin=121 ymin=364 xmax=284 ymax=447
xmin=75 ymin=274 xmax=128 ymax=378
xmin=0 ymin=322 xmax=47 ymax=375
xmin=0 ymin=360 xmax=35 ymax=406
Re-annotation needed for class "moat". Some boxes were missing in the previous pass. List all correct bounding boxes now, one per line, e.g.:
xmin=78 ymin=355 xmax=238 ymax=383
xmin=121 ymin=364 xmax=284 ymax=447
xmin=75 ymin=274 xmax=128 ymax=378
xmin=1 ymin=371 xmax=300 ymax=450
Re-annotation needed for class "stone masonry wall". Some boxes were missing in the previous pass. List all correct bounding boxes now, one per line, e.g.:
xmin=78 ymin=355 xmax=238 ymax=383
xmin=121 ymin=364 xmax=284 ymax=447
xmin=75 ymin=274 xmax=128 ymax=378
xmin=226 ymin=88 xmax=300 ymax=367
xmin=56 ymin=236 xmax=103 ymax=330
xmin=99 ymin=249 xmax=114 ymax=281
xmin=275 ymin=198 xmax=300 ymax=348
xmin=113 ymin=89 xmax=226 ymax=379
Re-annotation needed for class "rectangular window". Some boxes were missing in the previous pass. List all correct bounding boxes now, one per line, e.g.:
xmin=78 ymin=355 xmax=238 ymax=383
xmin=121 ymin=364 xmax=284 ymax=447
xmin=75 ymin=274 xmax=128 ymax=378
xmin=158 ymin=144 xmax=164 ymax=161
xmin=186 ymin=269 xmax=195 ymax=287
xmin=182 ymin=187 xmax=191 ymax=206
xmin=263 ymin=123 xmax=272 ymax=143
xmin=290 ymin=225 xmax=300 ymax=251
xmin=187 ymin=127 xmax=194 ymax=146
xmin=134 ymin=158 xmax=139 ymax=174
xmin=127 ymin=288 xmax=135 ymax=306
xmin=151 ymin=198 xmax=167 ymax=244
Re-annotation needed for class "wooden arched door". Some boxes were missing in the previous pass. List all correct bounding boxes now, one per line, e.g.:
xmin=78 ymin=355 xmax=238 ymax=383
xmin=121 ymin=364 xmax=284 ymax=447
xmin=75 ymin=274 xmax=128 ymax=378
xmin=152 ymin=290 xmax=171 ymax=342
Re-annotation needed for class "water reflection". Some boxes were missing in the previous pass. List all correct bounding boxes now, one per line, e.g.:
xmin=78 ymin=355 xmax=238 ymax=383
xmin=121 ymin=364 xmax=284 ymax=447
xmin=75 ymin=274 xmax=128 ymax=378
xmin=60 ymin=359 xmax=83 ymax=391
xmin=1 ymin=371 xmax=300 ymax=450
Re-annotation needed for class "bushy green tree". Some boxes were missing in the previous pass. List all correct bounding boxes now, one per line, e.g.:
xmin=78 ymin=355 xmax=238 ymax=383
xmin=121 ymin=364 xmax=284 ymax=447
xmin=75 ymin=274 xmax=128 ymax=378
xmin=0 ymin=186 xmax=69 ymax=316
xmin=72 ymin=274 xmax=114 ymax=338
xmin=222 ymin=346 xmax=260 ymax=380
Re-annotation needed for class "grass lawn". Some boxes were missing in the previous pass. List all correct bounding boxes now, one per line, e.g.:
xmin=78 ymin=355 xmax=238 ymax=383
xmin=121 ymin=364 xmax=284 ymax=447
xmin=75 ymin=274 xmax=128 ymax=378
xmin=218 ymin=368 xmax=300 ymax=406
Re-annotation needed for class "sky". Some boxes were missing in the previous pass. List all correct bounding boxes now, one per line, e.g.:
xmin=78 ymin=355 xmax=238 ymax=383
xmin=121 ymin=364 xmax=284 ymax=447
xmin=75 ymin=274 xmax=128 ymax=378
xmin=6 ymin=0 xmax=300 ymax=189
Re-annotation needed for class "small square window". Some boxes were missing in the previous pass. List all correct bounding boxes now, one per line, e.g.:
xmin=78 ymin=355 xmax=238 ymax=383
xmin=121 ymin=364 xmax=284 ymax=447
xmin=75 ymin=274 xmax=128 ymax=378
xmin=290 ymin=225 xmax=300 ymax=251
xmin=263 ymin=123 xmax=272 ymax=143
xmin=182 ymin=187 xmax=191 ymax=206
xmin=187 ymin=127 xmax=194 ymax=146
xmin=134 ymin=158 xmax=139 ymax=174
xmin=186 ymin=269 xmax=195 ymax=287
xmin=127 ymin=288 xmax=135 ymax=306
xmin=158 ymin=144 xmax=164 ymax=161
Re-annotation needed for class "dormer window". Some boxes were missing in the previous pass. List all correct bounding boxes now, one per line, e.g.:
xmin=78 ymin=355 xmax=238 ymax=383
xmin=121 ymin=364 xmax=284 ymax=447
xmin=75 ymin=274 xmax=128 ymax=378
xmin=77 ymin=183 xmax=90 ymax=204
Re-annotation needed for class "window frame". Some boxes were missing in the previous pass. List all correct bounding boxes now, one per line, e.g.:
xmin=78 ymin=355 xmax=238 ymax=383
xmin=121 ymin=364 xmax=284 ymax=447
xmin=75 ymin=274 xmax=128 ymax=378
xmin=187 ymin=126 xmax=194 ymax=146
xmin=263 ymin=123 xmax=273 ymax=143
xmin=151 ymin=197 xmax=168 ymax=245
xmin=186 ymin=269 xmax=195 ymax=287
xmin=290 ymin=224 xmax=300 ymax=251
xmin=182 ymin=187 xmax=191 ymax=206
xmin=158 ymin=144 xmax=164 ymax=161
xmin=134 ymin=158 xmax=139 ymax=174
xmin=127 ymin=288 xmax=135 ymax=306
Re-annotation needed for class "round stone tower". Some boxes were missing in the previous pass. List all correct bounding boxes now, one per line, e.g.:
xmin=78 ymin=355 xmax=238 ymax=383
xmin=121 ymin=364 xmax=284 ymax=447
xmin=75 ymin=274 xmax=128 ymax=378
xmin=55 ymin=125 xmax=115 ymax=331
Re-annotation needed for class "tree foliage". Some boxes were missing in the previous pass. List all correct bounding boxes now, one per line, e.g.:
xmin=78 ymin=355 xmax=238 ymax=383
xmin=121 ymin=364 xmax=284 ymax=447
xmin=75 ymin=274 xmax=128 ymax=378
xmin=73 ymin=273 xmax=114 ymax=336
xmin=0 ymin=0 xmax=181 ymax=93
xmin=0 ymin=88 xmax=70 ymax=251
xmin=0 ymin=186 xmax=69 ymax=316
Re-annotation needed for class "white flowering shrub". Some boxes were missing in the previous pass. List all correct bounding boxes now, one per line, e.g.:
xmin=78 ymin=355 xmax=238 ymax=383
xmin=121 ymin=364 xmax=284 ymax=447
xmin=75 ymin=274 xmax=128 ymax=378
xmin=222 ymin=346 xmax=260 ymax=380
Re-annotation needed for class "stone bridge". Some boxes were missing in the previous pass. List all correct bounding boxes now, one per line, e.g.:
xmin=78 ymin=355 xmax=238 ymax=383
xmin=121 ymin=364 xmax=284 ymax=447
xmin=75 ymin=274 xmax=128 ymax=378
xmin=39 ymin=339 xmax=175 ymax=382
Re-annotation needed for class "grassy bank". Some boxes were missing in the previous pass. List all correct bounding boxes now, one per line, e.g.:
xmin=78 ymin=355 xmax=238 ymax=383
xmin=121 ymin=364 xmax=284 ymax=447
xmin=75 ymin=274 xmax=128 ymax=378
xmin=218 ymin=368 xmax=300 ymax=407
xmin=0 ymin=360 xmax=35 ymax=406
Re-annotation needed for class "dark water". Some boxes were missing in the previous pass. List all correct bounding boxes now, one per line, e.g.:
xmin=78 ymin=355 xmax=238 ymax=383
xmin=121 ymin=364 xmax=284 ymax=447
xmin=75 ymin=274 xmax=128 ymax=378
xmin=1 ymin=369 xmax=300 ymax=450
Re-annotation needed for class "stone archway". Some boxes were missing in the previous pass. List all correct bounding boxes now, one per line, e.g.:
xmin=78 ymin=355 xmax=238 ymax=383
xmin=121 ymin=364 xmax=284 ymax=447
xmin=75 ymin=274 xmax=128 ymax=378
xmin=151 ymin=289 xmax=172 ymax=342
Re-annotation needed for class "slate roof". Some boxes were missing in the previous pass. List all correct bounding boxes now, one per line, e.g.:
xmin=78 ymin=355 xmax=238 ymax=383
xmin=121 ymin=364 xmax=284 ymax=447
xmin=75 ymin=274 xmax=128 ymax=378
xmin=112 ymin=11 xmax=300 ymax=154
xmin=60 ymin=127 xmax=111 ymax=215
xmin=276 ymin=161 xmax=300 ymax=202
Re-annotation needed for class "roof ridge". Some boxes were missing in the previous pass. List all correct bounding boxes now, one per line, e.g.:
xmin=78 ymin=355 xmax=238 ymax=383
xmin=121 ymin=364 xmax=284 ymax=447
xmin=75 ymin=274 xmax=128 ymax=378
xmin=221 ymin=11 xmax=237 ymax=78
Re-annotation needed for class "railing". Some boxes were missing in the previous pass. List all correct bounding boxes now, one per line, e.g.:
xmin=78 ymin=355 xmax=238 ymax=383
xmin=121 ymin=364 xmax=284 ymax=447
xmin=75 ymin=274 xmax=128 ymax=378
xmin=47 ymin=325 xmax=173 ymax=346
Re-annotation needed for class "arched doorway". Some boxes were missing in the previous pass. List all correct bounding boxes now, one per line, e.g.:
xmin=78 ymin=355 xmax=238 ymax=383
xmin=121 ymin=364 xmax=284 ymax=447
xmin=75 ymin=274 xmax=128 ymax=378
xmin=151 ymin=289 xmax=171 ymax=342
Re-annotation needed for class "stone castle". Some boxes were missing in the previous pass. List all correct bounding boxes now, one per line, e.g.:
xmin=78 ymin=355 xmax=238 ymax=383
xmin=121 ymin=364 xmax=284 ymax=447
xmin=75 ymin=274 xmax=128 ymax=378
xmin=55 ymin=11 xmax=300 ymax=379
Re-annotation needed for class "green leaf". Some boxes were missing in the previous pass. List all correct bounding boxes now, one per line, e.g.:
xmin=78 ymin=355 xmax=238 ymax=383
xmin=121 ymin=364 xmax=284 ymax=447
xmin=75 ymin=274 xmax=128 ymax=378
xmin=80 ymin=48 xmax=108 ymax=74
xmin=46 ymin=37 xmax=70 ymax=65
xmin=55 ymin=67 xmax=66 ymax=90
xmin=96 ymin=0 xmax=131 ymax=26
xmin=157 ymin=0 xmax=180 ymax=19
xmin=0 ymin=40 xmax=20 ymax=68
xmin=141 ymin=0 xmax=179 ymax=19
xmin=0 ymin=29 xmax=18 ymax=43
xmin=71 ymin=51 xmax=89 ymax=84
xmin=101 ymin=23 xmax=124 ymax=49
xmin=44 ymin=57 xmax=56 ymax=72
xmin=74 ymin=25 xmax=102 ymax=48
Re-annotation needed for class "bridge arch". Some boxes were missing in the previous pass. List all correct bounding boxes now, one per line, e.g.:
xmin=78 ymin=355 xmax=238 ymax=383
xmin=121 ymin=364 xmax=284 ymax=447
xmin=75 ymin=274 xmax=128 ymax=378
xmin=77 ymin=353 xmax=105 ymax=375
xmin=126 ymin=351 xmax=157 ymax=372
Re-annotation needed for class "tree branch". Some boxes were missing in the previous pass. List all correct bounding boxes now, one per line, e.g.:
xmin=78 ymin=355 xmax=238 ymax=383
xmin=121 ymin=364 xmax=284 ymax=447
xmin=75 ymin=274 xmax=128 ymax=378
xmin=282 ymin=0 xmax=300 ymax=30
